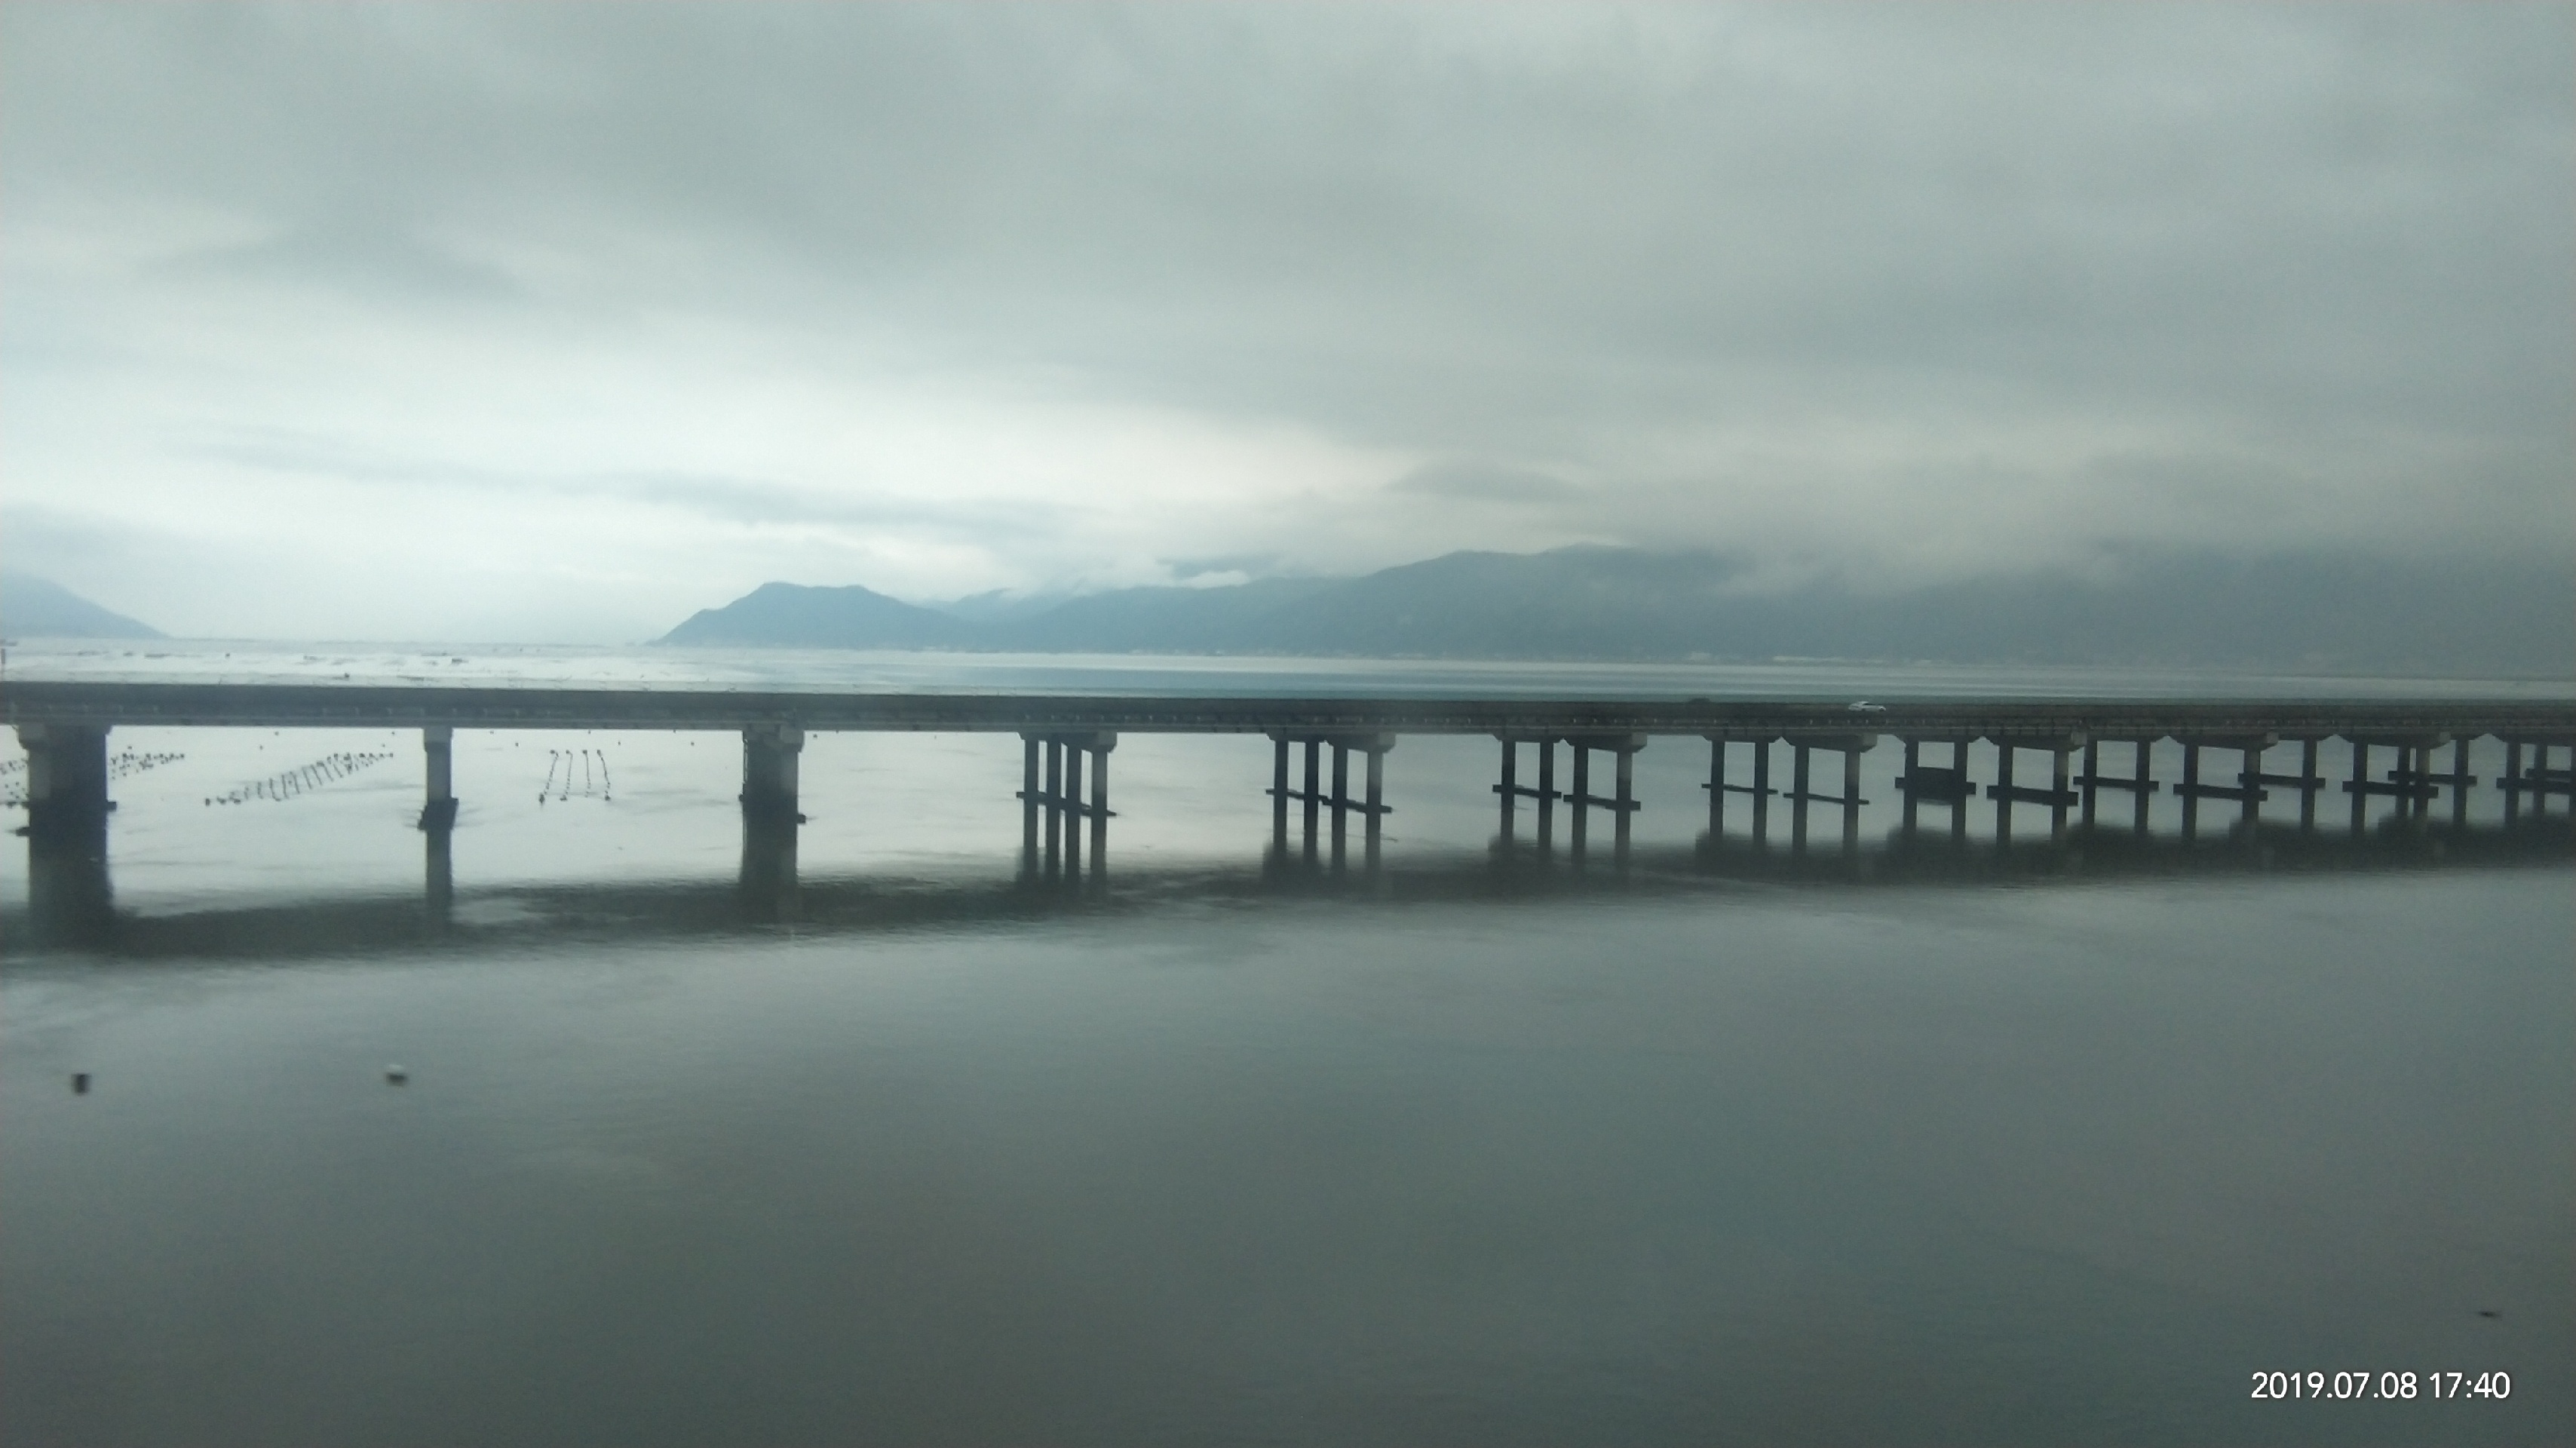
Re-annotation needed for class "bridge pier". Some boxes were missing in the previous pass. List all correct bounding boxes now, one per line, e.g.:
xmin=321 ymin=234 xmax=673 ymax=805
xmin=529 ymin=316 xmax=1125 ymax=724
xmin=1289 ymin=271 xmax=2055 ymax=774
xmin=1066 ymin=744 xmax=1087 ymax=875
xmin=1268 ymin=732 xmax=1391 ymax=873
xmin=1562 ymin=734 xmax=1644 ymax=866
xmin=16 ymin=722 xmax=111 ymax=842
xmin=1983 ymin=735 xmax=2078 ymax=845
xmin=420 ymin=726 xmax=458 ymax=925
xmin=2069 ymin=738 xmax=2167 ymax=832
xmin=1895 ymin=737 xmax=1970 ymax=844
xmin=739 ymin=724 xmax=805 ymax=825
xmin=1329 ymin=743 xmax=1349 ymax=866
xmin=419 ymin=726 xmax=458 ymax=831
xmin=1701 ymin=735 xmax=1779 ymax=846
xmin=2449 ymin=738 xmax=2474 ymax=828
xmin=15 ymin=723 xmax=115 ymax=944
xmin=1777 ymin=735 xmax=1873 ymax=854
xmin=1022 ymin=732 xmax=1115 ymax=888
xmin=2343 ymin=732 xmax=2449 ymax=833
xmin=1496 ymin=735 xmax=1559 ymax=845
xmin=735 ymin=725 xmax=805 ymax=920
xmin=2496 ymin=738 xmax=2571 ymax=821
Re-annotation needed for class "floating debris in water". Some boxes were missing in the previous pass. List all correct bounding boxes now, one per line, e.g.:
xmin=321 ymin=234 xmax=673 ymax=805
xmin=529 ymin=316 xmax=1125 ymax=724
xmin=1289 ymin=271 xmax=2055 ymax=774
xmin=71 ymin=1072 xmax=90 ymax=1095
xmin=385 ymin=1065 xmax=408 ymax=1085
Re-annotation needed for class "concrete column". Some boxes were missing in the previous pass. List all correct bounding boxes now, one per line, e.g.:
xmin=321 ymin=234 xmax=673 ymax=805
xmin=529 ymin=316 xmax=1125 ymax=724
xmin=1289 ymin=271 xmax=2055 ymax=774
xmin=739 ymin=724 xmax=804 ymax=824
xmin=1955 ymin=741 xmax=1973 ymax=844
xmin=1329 ymin=743 xmax=1350 ymax=866
xmin=1089 ymin=738 xmax=1113 ymax=877
xmin=2349 ymin=740 xmax=2369 ymax=834
xmin=1063 ymin=743 xmax=1085 ymax=876
xmin=420 ymin=725 xmax=458 ymax=831
xmin=1900 ymin=739 xmax=1920 ymax=834
xmin=2299 ymin=739 xmax=2320 ymax=831
xmin=2240 ymin=740 xmax=2265 ymax=831
xmin=2175 ymin=743 xmax=2201 ymax=838
xmin=17 ymin=723 xmax=114 ymax=944
xmin=1994 ymin=744 xmax=2016 ymax=845
xmin=1302 ymin=739 xmax=1322 ymax=838
xmin=1569 ymin=744 xmax=1590 ymax=859
xmin=19 ymin=722 xmax=111 ymax=842
xmin=1364 ymin=744 xmax=1386 ymax=836
xmin=2044 ymin=747 xmax=2067 ymax=842
xmin=1845 ymin=745 xmax=1864 ymax=851
xmin=2133 ymin=740 xmax=2153 ymax=835
xmin=1751 ymin=741 xmax=1772 ymax=846
xmin=1044 ymin=739 xmax=1063 ymax=876
xmin=2502 ymin=741 xmax=2522 ymax=824
xmin=1498 ymin=738 xmax=1519 ymax=838
xmin=1790 ymin=744 xmax=1811 ymax=852
xmin=1710 ymin=738 xmax=1729 ymax=837
xmin=2447 ymin=738 xmax=2469 ymax=828
xmin=1615 ymin=744 xmax=1636 ymax=865
xmin=1022 ymin=735 xmax=1042 ymax=876
xmin=737 ymin=723 xmax=803 ymax=922
xmin=2080 ymin=741 xmax=2099 ymax=827
xmin=1535 ymin=740 xmax=1557 ymax=848
xmin=1364 ymin=742 xmax=1387 ymax=870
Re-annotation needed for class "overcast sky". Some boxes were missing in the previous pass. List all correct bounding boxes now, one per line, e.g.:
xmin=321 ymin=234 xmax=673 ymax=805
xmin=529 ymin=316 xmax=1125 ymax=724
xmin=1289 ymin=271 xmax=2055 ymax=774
xmin=4 ymin=2 xmax=2569 ymax=642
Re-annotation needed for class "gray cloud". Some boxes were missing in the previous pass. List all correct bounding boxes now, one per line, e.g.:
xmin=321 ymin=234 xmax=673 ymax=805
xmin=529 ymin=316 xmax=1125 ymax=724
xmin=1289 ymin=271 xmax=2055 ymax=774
xmin=169 ymin=425 xmax=1069 ymax=541
xmin=1388 ymin=461 xmax=1581 ymax=504
xmin=2 ymin=2 xmax=2568 ymax=638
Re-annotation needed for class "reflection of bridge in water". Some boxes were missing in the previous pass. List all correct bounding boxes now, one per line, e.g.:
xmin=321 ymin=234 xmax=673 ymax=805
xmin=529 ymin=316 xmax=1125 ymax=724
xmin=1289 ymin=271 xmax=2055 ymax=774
xmin=6 ymin=681 xmax=2570 ymax=941
xmin=11 ymin=815 xmax=2571 ymax=959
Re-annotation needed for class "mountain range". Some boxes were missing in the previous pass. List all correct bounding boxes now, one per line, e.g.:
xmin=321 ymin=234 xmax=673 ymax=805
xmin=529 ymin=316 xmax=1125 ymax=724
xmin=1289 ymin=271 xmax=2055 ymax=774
xmin=661 ymin=545 xmax=2576 ymax=676
xmin=0 ymin=572 xmax=164 ymax=640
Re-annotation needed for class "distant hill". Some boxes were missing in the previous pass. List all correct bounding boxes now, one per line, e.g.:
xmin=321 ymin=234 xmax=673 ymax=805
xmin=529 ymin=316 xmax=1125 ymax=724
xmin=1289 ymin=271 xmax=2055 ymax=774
xmin=661 ymin=580 xmax=972 ymax=649
xmin=0 ymin=573 xmax=164 ymax=639
xmin=658 ymin=546 xmax=2576 ymax=676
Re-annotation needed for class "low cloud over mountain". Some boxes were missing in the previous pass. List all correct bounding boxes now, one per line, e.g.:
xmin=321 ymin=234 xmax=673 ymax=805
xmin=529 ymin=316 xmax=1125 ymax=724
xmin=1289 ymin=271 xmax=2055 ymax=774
xmin=661 ymin=545 xmax=2574 ymax=677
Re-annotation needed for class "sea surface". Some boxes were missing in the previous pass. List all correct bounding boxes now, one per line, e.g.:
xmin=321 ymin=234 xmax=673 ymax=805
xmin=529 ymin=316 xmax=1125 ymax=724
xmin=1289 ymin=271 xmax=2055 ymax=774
xmin=3 ymin=643 xmax=2570 ymax=1446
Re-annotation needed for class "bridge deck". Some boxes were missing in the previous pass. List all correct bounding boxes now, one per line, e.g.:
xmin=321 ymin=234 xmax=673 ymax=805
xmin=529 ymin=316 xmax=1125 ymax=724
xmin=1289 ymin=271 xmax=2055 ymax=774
xmin=2 ymin=681 xmax=2571 ymax=741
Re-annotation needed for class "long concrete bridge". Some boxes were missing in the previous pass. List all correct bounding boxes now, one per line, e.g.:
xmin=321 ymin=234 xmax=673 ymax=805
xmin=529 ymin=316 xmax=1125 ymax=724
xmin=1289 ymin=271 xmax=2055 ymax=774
xmin=7 ymin=680 xmax=2571 ymax=926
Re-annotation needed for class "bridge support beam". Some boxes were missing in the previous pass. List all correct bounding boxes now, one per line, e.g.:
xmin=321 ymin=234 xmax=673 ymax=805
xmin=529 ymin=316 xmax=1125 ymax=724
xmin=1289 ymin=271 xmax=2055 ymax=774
xmin=17 ymin=722 xmax=111 ymax=843
xmin=1703 ymin=735 xmax=1783 ymax=846
xmin=16 ymin=723 xmax=114 ymax=944
xmin=1985 ymin=735 xmax=2082 ymax=845
xmin=1269 ymin=732 xmax=1391 ymax=873
xmin=1497 ymin=735 xmax=1561 ymax=845
xmin=1023 ymin=732 xmax=1116 ymax=888
xmin=737 ymin=724 xmax=805 ymax=922
xmin=739 ymin=725 xmax=805 ymax=825
xmin=419 ymin=726 xmax=457 ymax=924
xmin=1564 ymin=734 xmax=1645 ymax=866
xmin=1777 ymin=733 xmax=1875 ymax=854
xmin=419 ymin=726 xmax=458 ymax=831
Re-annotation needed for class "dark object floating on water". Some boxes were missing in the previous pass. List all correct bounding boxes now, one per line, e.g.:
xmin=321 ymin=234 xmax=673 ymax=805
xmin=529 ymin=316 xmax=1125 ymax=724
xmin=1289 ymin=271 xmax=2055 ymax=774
xmin=385 ymin=1065 xmax=408 ymax=1085
xmin=2478 ymin=1309 xmax=2501 ymax=1318
xmin=71 ymin=1072 xmax=90 ymax=1095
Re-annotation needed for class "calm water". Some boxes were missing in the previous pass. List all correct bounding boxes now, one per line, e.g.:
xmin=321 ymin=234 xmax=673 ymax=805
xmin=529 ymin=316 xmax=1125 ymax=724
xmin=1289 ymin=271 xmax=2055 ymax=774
xmin=4 ymin=646 xmax=2570 ymax=1446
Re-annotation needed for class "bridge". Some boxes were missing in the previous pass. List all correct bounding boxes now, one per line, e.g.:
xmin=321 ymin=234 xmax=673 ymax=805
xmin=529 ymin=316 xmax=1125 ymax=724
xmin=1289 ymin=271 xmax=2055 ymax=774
xmin=6 ymin=680 xmax=2571 ymax=928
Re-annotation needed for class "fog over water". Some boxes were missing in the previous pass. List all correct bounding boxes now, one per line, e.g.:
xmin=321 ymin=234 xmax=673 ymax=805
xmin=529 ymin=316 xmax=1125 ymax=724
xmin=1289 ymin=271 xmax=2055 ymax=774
xmin=3 ymin=647 xmax=2569 ymax=1444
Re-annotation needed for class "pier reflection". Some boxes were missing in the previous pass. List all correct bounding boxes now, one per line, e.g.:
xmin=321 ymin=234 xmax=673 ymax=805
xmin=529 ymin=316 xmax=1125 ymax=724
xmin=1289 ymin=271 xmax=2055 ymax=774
xmin=13 ymin=812 xmax=2565 ymax=964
